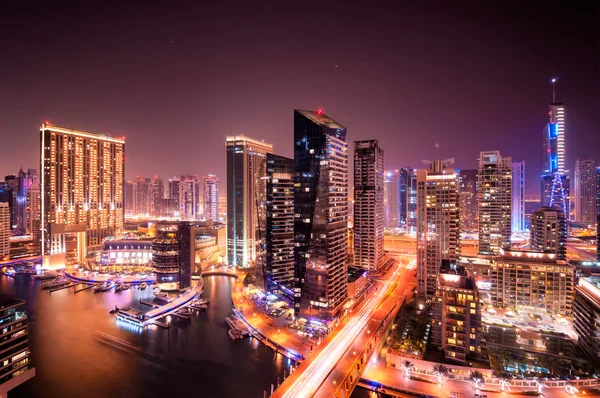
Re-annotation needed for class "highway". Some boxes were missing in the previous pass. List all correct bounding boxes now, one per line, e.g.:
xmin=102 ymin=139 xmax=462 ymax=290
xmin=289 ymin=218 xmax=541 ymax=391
xmin=272 ymin=258 xmax=414 ymax=398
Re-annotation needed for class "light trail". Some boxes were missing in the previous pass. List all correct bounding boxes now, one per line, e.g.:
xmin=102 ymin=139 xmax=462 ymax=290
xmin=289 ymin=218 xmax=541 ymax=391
xmin=281 ymin=263 xmax=406 ymax=398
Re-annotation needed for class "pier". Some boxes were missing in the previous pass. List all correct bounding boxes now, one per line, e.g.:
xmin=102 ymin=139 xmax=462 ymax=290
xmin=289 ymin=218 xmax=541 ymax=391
xmin=74 ymin=284 xmax=98 ymax=293
xmin=49 ymin=283 xmax=79 ymax=293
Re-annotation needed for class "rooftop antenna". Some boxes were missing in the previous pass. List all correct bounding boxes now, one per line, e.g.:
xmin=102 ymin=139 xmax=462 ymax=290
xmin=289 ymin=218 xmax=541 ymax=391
xmin=551 ymin=77 xmax=557 ymax=103
xmin=435 ymin=143 xmax=439 ymax=160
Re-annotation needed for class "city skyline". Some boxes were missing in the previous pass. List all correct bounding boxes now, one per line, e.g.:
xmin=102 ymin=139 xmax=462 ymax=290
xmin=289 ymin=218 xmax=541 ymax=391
xmin=1 ymin=3 xmax=599 ymax=196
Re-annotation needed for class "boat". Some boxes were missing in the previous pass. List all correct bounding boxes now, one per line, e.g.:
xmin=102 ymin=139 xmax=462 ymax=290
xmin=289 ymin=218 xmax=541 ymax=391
xmin=198 ymin=303 xmax=208 ymax=309
xmin=41 ymin=278 xmax=70 ymax=289
xmin=94 ymin=281 xmax=114 ymax=293
xmin=122 ymin=283 xmax=131 ymax=290
xmin=228 ymin=329 xmax=243 ymax=340
xmin=153 ymin=292 xmax=173 ymax=303
xmin=139 ymin=282 xmax=148 ymax=290
xmin=198 ymin=298 xmax=210 ymax=305
xmin=34 ymin=271 xmax=59 ymax=280
xmin=114 ymin=283 xmax=125 ymax=292
xmin=226 ymin=315 xmax=250 ymax=336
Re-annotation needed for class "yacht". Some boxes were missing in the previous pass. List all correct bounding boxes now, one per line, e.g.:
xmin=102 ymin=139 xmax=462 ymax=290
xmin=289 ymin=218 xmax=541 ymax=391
xmin=153 ymin=292 xmax=173 ymax=303
xmin=139 ymin=282 xmax=148 ymax=290
xmin=34 ymin=271 xmax=58 ymax=280
xmin=41 ymin=278 xmax=70 ymax=289
xmin=94 ymin=281 xmax=114 ymax=293
xmin=228 ymin=329 xmax=243 ymax=340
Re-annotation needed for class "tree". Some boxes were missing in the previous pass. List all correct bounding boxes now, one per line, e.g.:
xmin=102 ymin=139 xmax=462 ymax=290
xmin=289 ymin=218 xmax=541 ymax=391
xmin=469 ymin=371 xmax=485 ymax=390
xmin=432 ymin=364 xmax=449 ymax=385
xmin=498 ymin=375 xmax=511 ymax=392
xmin=402 ymin=360 xmax=414 ymax=378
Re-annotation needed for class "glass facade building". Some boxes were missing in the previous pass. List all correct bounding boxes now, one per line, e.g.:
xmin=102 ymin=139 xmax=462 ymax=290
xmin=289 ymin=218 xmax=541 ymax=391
xmin=152 ymin=222 xmax=194 ymax=290
xmin=294 ymin=110 xmax=349 ymax=319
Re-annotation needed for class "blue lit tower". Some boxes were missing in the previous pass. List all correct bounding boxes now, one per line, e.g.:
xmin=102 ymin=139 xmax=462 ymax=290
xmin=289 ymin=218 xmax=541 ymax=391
xmin=294 ymin=109 xmax=348 ymax=319
xmin=541 ymin=78 xmax=569 ymax=216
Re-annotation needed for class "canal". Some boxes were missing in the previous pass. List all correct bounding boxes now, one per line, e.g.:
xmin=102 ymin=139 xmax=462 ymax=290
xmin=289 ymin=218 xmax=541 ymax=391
xmin=1 ymin=273 xmax=373 ymax=398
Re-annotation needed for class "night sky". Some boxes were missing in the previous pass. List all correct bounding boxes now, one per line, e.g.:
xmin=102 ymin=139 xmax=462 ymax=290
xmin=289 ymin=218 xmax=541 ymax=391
xmin=1 ymin=1 xmax=598 ymax=195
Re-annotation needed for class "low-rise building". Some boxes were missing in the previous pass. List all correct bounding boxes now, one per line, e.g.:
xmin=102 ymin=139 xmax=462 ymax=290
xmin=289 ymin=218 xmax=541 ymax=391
xmin=432 ymin=260 xmax=481 ymax=365
xmin=101 ymin=237 xmax=153 ymax=266
xmin=490 ymin=249 xmax=574 ymax=315
xmin=0 ymin=296 xmax=35 ymax=396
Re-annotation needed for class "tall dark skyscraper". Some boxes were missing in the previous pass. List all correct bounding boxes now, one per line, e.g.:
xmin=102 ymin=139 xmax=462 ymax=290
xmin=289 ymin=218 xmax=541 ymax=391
xmin=203 ymin=174 xmax=219 ymax=222
xmin=383 ymin=169 xmax=399 ymax=228
xmin=574 ymin=157 xmax=597 ymax=225
xmin=152 ymin=221 xmax=194 ymax=291
xmin=353 ymin=140 xmax=384 ymax=272
xmin=294 ymin=109 xmax=348 ymax=319
xmin=399 ymin=168 xmax=417 ymax=232
xmin=133 ymin=176 xmax=150 ymax=216
xmin=457 ymin=169 xmax=478 ymax=233
xmin=596 ymin=166 xmax=600 ymax=218
xmin=265 ymin=154 xmax=295 ymax=298
xmin=149 ymin=175 xmax=164 ymax=218
xmin=512 ymin=161 xmax=525 ymax=233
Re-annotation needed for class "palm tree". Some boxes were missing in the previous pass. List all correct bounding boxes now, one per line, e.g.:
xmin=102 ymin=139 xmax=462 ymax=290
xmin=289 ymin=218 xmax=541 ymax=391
xmin=432 ymin=364 xmax=449 ymax=385
xmin=469 ymin=370 xmax=485 ymax=390
xmin=533 ymin=378 xmax=546 ymax=394
xmin=401 ymin=360 xmax=414 ymax=378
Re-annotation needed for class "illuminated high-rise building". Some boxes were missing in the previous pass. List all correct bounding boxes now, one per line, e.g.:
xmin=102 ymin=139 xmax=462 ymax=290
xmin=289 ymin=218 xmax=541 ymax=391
xmin=512 ymin=161 xmax=525 ymax=233
xmin=541 ymin=80 xmax=570 ymax=215
xmin=596 ymin=167 xmax=600 ymax=218
xmin=152 ymin=221 xmax=195 ymax=291
xmin=133 ymin=177 xmax=150 ymax=216
xmin=416 ymin=158 xmax=459 ymax=298
xmin=203 ymin=175 xmax=219 ymax=222
xmin=457 ymin=169 xmax=478 ymax=233
xmin=574 ymin=157 xmax=597 ymax=225
xmin=179 ymin=175 xmax=199 ymax=220
xmin=149 ymin=176 xmax=164 ymax=218
xmin=294 ymin=109 xmax=348 ymax=318
xmin=40 ymin=123 xmax=124 ymax=268
xmin=226 ymin=135 xmax=273 ymax=267
xmin=265 ymin=154 xmax=295 ymax=297
xmin=353 ymin=140 xmax=384 ymax=272
xmin=383 ymin=169 xmax=399 ymax=228
xmin=0 ymin=203 xmax=9 ymax=260
xmin=168 ymin=177 xmax=180 ymax=201
xmin=530 ymin=207 xmax=567 ymax=260
xmin=478 ymin=151 xmax=512 ymax=256
xmin=11 ymin=168 xmax=38 ymax=235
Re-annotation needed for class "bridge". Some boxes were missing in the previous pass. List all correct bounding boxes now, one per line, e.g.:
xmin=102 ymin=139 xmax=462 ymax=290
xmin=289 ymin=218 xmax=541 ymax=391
xmin=270 ymin=259 xmax=415 ymax=398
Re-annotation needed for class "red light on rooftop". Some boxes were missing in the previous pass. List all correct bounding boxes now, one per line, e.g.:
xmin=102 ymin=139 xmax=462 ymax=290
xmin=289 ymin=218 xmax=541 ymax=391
xmin=45 ymin=120 xmax=50 ymax=124
xmin=317 ymin=108 xmax=323 ymax=115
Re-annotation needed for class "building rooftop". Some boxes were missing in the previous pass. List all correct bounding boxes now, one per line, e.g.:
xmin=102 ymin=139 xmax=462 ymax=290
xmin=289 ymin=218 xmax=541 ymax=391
xmin=438 ymin=260 xmax=475 ymax=290
xmin=41 ymin=122 xmax=125 ymax=144
xmin=348 ymin=267 xmax=366 ymax=283
xmin=295 ymin=109 xmax=346 ymax=131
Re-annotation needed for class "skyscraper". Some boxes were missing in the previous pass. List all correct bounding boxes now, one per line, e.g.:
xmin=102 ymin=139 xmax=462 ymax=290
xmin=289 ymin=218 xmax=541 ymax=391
xmin=203 ymin=175 xmax=219 ymax=222
xmin=541 ymin=82 xmax=569 ymax=215
xmin=124 ymin=181 xmax=134 ymax=216
xmin=399 ymin=168 xmax=417 ymax=231
xmin=26 ymin=185 xmax=41 ymax=251
xmin=596 ymin=167 xmax=600 ymax=218
xmin=383 ymin=169 xmax=399 ymax=228
xmin=512 ymin=161 xmax=525 ymax=233
xmin=265 ymin=154 xmax=295 ymax=298
xmin=149 ymin=175 xmax=164 ymax=218
xmin=11 ymin=168 xmax=38 ymax=235
xmin=294 ymin=109 xmax=348 ymax=318
xmin=416 ymin=158 xmax=460 ymax=297
xmin=133 ymin=177 xmax=150 ymax=216
xmin=0 ymin=203 xmax=9 ymax=260
xmin=179 ymin=175 xmax=199 ymax=220
xmin=574 ymin=157 xmax=597 ymax=225
xmin=530 ymin=207 xmax=567 ymax=260
xmin=353 ymin=140 xmax=384 ymax=272
xmin=478 ymin=151 xmax=512 ymax=255
xmin=40 ymin=123 xmax=124 ymax=268
xmin=168 ymin=177 xmax=180 ymax=202
xmin=226 ymin=135 xmax=273 ymax=267
xmin=457 ymin=169 xmax=478 ymax=233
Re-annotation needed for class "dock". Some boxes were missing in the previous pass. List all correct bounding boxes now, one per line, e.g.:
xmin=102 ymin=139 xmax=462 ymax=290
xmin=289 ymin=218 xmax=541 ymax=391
xmin=140 ymin=300 xmax=161 ymax=308
xmin=74 ymin=284 xmax=98 ymax=293
xmin=152 ymin=319 xmax=171 ymax=329
xmin=49 ymin=283 xmax=79 ymax=293
xmin=171 ymin=312 xmax=190 ymax=320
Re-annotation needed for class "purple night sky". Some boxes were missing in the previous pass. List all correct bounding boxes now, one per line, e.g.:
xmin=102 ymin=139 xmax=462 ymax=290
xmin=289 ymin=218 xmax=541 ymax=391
xmin=1 ymin=2 xmax=598 ymax=195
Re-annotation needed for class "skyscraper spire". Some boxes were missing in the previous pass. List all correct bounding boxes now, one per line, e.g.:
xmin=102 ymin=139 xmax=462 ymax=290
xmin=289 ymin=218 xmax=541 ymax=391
xmin=551 ymin=77 xmax=557 ymax=103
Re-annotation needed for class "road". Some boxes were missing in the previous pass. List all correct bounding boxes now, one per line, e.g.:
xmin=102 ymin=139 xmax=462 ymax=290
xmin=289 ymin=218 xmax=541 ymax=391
xmin=272 ymin=259 xmax=415 ymax=398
